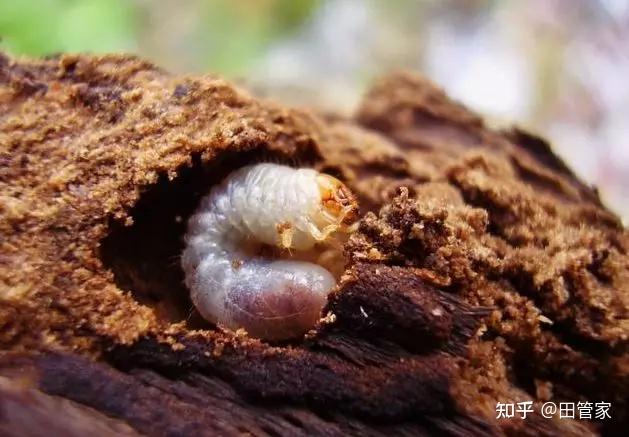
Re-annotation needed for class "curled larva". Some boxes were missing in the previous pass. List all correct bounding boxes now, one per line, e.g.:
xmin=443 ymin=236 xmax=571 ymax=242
xmin=181 ymin=163 xmax=358 ymax=340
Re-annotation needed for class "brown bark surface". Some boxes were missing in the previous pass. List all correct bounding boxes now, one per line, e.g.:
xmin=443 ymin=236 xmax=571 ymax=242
xmin=0 ymin=53 xmax=627 ymax=436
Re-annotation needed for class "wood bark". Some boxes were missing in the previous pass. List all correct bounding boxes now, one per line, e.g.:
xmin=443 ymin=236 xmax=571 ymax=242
xmin=0 ymin=53 xmax=626 ymax=436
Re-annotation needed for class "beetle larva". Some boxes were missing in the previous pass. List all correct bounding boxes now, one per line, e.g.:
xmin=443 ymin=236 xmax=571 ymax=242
xmin=181 ymin=163 xmax=358 ymax=340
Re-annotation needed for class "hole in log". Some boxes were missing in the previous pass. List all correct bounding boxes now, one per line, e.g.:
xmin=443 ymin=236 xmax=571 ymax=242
xmin=99 ymin=149 xmax=274 ymax=328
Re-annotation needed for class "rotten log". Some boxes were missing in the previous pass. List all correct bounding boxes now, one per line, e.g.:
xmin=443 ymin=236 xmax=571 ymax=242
xmin=0 ymin=53 xmax=627 ymax=436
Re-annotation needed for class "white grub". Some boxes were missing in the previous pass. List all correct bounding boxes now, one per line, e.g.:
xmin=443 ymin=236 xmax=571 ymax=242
xmin=182 ymin=163 xmax=358 ymax=340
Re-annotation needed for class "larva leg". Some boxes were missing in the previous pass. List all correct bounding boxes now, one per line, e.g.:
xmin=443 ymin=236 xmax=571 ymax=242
xmin=276 ymin=222 xmax=294 ymax=249
xmin=321 ymin=205 xmax=355 ymax=229
xmin=306 ymin=204 xmax=355 ymax=242
xmin=305 ymin=221 xmax=337 ymax=242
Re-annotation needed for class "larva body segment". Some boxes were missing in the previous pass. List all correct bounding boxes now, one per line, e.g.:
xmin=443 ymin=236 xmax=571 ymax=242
xmin=182 ymin=163 xmax=357 ymax=340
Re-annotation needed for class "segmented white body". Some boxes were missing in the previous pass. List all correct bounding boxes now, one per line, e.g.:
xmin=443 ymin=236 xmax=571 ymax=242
xmin=182 ymin=163 xmax=355 ymax=340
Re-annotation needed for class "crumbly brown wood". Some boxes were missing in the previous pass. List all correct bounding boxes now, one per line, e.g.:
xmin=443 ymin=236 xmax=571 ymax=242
xmin=1 ymin=53 xmax=626 ymax=435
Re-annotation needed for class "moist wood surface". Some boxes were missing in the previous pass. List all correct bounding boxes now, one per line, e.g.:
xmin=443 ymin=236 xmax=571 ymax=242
xmin=0 ymin=53 xmax=627 ymax=436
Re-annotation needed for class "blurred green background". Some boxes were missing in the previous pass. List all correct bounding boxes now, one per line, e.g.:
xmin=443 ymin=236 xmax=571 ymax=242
xmin=0 ymin=0 xmax=317 ymax=75
xmin=1 ymin=0 xmax=627 ymax=220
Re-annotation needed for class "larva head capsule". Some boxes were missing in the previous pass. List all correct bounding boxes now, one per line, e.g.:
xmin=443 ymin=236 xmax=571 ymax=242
xmin=315 ymin=173 xmax=359 ymax=230
xmin=275 ymin=170 xmax=358 ymax=251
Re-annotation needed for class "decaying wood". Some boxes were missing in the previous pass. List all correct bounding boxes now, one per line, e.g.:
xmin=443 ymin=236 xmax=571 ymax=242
xmin=0 ymin=53 xmax=627 ymax=436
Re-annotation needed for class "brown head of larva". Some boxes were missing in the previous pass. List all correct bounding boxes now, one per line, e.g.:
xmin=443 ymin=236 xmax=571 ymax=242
xmin=316 ymin=173 xmax=359 ymax=227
